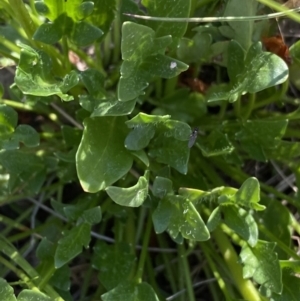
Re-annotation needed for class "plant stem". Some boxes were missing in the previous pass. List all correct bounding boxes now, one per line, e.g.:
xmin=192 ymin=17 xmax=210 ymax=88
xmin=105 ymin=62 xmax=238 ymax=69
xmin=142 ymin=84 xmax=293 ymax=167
xmin=134 ymin=212 xmax=152 ymax=282
xmin=157 ymin=235 xmax=177 ymax=293
xmin=155 ymin=78 xmax=163 ymax=99
xmin=201 ymin=242 xmax=232 ymax=300
xmin=178 ymin=243 xmax=196 ymax=301
xmin=8 ymin=0 xmax=37 ymax=41
xmin=234 ymin=96 xmax=241 ymax=118
xmin=243 ymin=93 xmax=256 ymax=120
xmin=103 ymin=31 xmax=112 ymax=67
xmin=211 ymin=157 xmax=300 ymax=210
xmin=213 ymin=228 xmax=262 ymax=301
xmin=218 ymin=101 xmax=227 ymax=120
xmin=61 ymin=35 xmax=71 ymax=73
xmin=164 ymin=77 xmax=178 ymax=97
xmin=113 ymin=0 xmax=121 ymax=64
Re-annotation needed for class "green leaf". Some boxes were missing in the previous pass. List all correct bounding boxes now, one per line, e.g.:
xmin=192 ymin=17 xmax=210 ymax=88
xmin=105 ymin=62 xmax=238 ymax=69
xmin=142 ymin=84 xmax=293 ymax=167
xmin=33 ymin=22 xmax=63 ymax=44
xmin=35 ymin=1 xmax=50 ymax=16
xmin=77 ymin=2 xmax=94 ymax=19
xmin=179 ymin=200 xmax=210 ymax=241
xmin=49 ymin=265 xmax=70 ymax=291
xmin=36 ymin=239 xmax=71 ymax=291
xmin=236 ymin=120 xmax=288 ymax=161
xmin=237 ymin=120 xmax=288 ymax=146
xmin=76 ymin=117 xmax=133 ymax=192
xmin=125 ymin=118 xmax=191 ymax=171
xmin=179 ymin=186 xmax=231 ymax=204
xmin=0 ymin=104 xmax=17 ymax=138
xmin=208 ymin=42 xmax=289 ymax=102
xmin=71 ymin=21 xmax=103 ymax=46
xmin=93 ymin=242 xmax=136 ymax=290
xmin=106 ymin=173 xmax=148 ymax=207
xmin=91 ymin=99 xmax=136 ymax=117
xmin=271 ymin=268 xmax=300 ymax=301
xmin=87 ymin=0 xmax=116 ymax=34
xmin=258 ymin=199 xmax=290 ymax=259
xmin=164 ymin=120 xmax=191 ymax=141
xmin=233 ymin=177 xmax=265 ymax=210
xmin=34 ymin=0 xmax=103 ymax=46
xmin=265 ymin=141 xmax=300 ymax=162
xmin=118 ymin=22 xmax=188 ymax=101
xmin=243 ymin=44 xmax=289 ymax=94
xmin=18 ymin=290 xmax=51 ymax=301
xmin=15 ymin=43 xmax=79 ymax=101
xmin=227 ymin=40 xmax=245 ymax=82
xmin=149 ymin=135 xmax=189 ymax=174
xmin=9 ymin=166 xmax=46 ymax=195
xmin=167 ymin=195 xmax=210 ymax=241
xmin=177 ymin=32 xmax=212 ymax=63
xmin=152 ymin=176 xmax=173 ymax=198
xmin=63 ymin=202 xmax=88 ymax=221
xmin=80 ymin=68 xmax=106 ymax=97
xmin=152 ymin=198 xmax=173 ymax=234
xmin=222 ymin=205 xmax=258 ymax=247
xmin=141 ymin=0 xmax=191 ymax=39
xmin=101 ymin=281 xmax=159 ymax=301
xmin=223 ymin=0 xmax=258 ymax=51
xmin=11 ymin=125 xmax=40 ymax=148
xmin=130 ymin=150 xmax=149 ymax=167
xmin=125 ymin=113 xmax=170 ymax=150
xmin=61 ymin=125 xmax=82 ymax=147
xmin=240 ymin=240 xmax=282 ymax=296
xmin=0 ymin=150 xmax=44 ymax=174
xmin=55 ymin=222 xmax=91 ymax=268
xmin=125 ymin=125 xmax=156 ymax=151
xmin=206 ymin=206 xmax=222 ymax=232
xmin=210 ymin=41 xmax=230 ymax=67
xmin=290 ymin=40 xmax=300 ymax=65
xmin=0 ymin=278 xmax=16 ymax=301
xmin=36 ymin=238 xmax=56 ymax=261
xmin=126 ymin=113 xmax=170 ymax=127
xmin=198 ymin=129 xmax=234 ymax=157
xmin=82 ymin=207 xmax=102 ymax=225
xmin=140 ymin=54 xmax=188 ymax=79
xmin=154 ymin=90 xmax=207 ymax=123
xmin=55 ymin=148 xmax=76 ymax=163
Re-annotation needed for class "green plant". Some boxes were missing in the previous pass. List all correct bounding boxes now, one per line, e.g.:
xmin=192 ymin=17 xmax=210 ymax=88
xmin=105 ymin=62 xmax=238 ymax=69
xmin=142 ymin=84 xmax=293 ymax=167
xmin=1 ymin=0 xmax=300 ymax=300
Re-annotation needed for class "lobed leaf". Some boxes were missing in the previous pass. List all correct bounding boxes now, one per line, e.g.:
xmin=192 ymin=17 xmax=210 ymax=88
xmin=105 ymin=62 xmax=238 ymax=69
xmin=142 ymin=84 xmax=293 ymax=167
xmin=240 ymin=240 xmax=282 ymax=296
xmin=106 ymin=173 xmax=149 ymax=207
xmin=0 ymin=278 xmax=16 ymax=301
xmin=55 ymin=222 xmax=91 ymax=268
xmin=76 ymin=116 xmax=133 ymax=192
xmin=15 ymin=43 xmax=79 ymax=101
xmin=118 ymin=22 xmax=188 ymax=101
